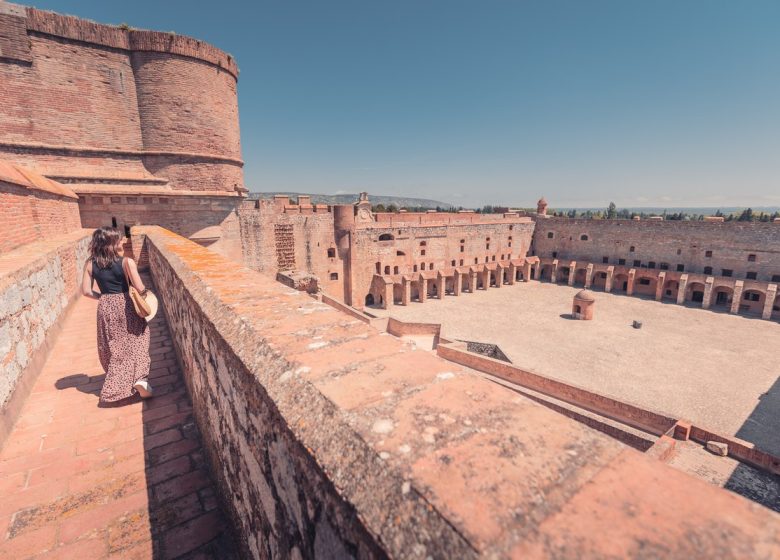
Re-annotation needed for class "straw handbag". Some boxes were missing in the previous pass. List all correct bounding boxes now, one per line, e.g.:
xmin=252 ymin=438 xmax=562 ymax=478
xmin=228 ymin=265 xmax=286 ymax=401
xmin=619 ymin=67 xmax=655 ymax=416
xmin=122 ymin=258 xmax=158 ymax=322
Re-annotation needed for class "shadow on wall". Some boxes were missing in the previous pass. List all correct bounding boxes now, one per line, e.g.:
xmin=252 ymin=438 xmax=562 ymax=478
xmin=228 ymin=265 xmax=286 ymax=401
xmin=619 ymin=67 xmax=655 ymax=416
xmin=53 ymin=281 xmax=237 ymax=558
xmin=735 ymin=377 xmax=780 ymax=458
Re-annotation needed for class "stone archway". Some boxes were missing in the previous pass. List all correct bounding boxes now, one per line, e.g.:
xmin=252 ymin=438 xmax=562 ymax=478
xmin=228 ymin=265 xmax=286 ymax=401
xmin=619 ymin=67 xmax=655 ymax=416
xmin=557 ymin=266 xmax=570 ymax=283
xmin=573 ymin=268 xmax=588 ymax=286
xmin=686 ymin=282 xmax=706 ymax=304
xmin=739 ymin=289 xmax=765 ymax=315
xmin=540 ymin=265 xmax=553 ymax=281
xmin=633 ymin=275 xmax=657 ymax=297
xmin=592 ymin=271 xmax=608 ymax=291
xmin=712 ymin=285 xmax=734 ymax=309
xmin=662 ymin=279 xmax=679 ymax=301
xmin=365 ymin=293 xmax=375 ymax=307
xmin=613 ymin=273 xmax=629 ymax=292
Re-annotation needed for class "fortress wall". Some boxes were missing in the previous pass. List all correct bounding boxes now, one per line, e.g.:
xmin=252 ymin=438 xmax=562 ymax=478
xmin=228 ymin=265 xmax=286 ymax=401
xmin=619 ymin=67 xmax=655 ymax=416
xmin=0 ymin=3 xmax=243 ymax=194
xmin=349 ymin=220 xmax=535 ymax=307
xmin=1 ymin=180 xmax=80 ymax=254
xmin=0 ymin=229 xmax=91 ymax=447
xmin=0 ymin=163 xmax=81 ymax=254
xmin=78 ymin=193 xmax=243 ymax=262
xmin=533 ymin=218 xmax=780 ymax=281
xmin=134 ymin=225 xmax=780 ymax=559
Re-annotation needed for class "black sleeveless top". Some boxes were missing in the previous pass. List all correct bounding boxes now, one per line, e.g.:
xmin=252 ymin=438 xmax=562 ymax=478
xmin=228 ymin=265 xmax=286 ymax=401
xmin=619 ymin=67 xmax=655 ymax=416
xmin=92 ymin=258 xmax=129 ymax=295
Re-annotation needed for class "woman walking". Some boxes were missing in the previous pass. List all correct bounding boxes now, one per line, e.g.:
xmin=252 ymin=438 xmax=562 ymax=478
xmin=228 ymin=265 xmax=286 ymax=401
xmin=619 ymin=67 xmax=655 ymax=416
xmin=81 ymin=227 xmax=153 ymax=402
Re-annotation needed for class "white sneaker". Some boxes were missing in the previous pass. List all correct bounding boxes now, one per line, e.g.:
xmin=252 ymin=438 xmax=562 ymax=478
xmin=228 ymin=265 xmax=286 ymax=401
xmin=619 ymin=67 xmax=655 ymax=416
xmin=133 ymin=380 xmax=154 ymax=398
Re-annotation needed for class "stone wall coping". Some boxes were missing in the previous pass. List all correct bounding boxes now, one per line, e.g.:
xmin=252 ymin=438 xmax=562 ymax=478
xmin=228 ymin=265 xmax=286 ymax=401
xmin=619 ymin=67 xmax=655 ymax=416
xmin=0 ymin=229 xmax=92 ymax=290
xmin=0 ymin=159 xmax=78 ymax=199
xmin=17 ymin=4 xmax=239 ymax=79
xmin=537 ymin=216 xmax=780 ymax=229
xmin=138 ymin=224 xmax=780 ymax=558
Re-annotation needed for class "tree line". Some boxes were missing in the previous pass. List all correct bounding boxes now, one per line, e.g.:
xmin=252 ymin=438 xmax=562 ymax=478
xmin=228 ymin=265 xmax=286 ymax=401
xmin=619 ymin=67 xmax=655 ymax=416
xmin=549 ymin=202 xmax=780 ymax=222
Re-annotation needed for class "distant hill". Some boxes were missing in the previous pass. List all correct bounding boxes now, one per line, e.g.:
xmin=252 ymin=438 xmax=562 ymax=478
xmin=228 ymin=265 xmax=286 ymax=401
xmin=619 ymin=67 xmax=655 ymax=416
xmin=249 ymin=191 xmax=453 ymax=210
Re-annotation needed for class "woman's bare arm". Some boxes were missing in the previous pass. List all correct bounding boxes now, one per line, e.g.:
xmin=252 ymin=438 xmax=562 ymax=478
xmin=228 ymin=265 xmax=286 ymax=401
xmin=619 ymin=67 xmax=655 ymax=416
xmin=126 ymin=258 xmax=147 ymax=294
xmin=81 ymin=260 xmax=100 ymax=299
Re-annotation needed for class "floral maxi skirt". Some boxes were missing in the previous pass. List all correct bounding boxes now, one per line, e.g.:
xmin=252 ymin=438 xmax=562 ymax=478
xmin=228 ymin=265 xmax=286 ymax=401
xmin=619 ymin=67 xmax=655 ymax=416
xmin=97 ymin=293 xmax=150 ymax=402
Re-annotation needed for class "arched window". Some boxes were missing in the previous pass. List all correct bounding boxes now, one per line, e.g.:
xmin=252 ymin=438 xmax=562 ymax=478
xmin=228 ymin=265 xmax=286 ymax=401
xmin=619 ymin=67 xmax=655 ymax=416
xmin=384 ymin=266 xmax=390 ymax=275
xmin=379 ymin=233 xmax=394 ymax=241
xmin=420 ymin=240 xmax=427 ymax=246
xmin=451 ymin=260 xmax=456 ymax=266
xmin=393 ymin=266 xmax=399 ymax=274
xmin=327 ymin=248 xmax=336 ymax=258
xmin=413 ymin=264 xmax=418 ymax=272
xmin=580 ymin=234 xmax=589 ymax=241
xmin=629 ymin=246 xmax=636 ymax=252
xmin=421 ymin=263 xmax=426 ymax=270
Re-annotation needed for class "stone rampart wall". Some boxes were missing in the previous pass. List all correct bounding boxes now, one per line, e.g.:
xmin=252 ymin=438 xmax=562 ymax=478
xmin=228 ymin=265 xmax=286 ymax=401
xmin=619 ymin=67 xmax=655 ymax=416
xmin=0 ymin=229 xmax=90 ymax=446
xmin=0 ymin=2 xmax=243 ymax=194
xmin=533 ymin=218 xmax=780 ymax=281
xmin=135 ymin=225 xmax=780 ymax=559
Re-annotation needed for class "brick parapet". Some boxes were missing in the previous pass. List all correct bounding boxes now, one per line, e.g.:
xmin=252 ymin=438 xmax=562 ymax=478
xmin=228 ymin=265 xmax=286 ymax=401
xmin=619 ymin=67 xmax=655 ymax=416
xmin=24 ymin=6 xmax=239 ymax=78
xmin=138 ymin=224 xmax=780 ymax=558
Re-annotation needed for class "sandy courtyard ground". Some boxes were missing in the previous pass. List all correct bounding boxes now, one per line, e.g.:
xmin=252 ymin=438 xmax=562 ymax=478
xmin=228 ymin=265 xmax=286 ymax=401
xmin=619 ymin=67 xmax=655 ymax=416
xmin=373 ymin=281 xmax=780 ymax=456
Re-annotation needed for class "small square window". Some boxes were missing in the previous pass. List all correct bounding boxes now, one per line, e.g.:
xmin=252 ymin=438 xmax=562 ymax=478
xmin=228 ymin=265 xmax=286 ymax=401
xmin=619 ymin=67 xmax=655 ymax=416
xmin=772 ymin=274 xmax=780 ymax=282
xmin=552 ymin=251 xmax=558 ymax=258
xmin=676 ymin=264 xmax=685 ymax=272
xmin=748 ymin=254 xmax=756 ymax=262
xmin=421 ymin=250 xmax=426 ymax=256
xmin=629 ymin=246 xmax=635 ymax=252
xmin=547 ymin=232 xmax=554 ymax=239
xmin=618 ymin=258 xmax=626 ymax=265
xmin=648 ymin=261 xmax=656 ymax=269
xmin=676 ymin=249 xmax=682 ymax=255
xmin=329 ymin=273 xmax=338 ymax=280
xmin=705 ymin=250 xmax=713 ymax=258
xmin=659 ymin=263 xmax=669 ymax=270
xmin=460 ymin=246 xmax=464 ymax=252
xmin=602 ymin=256 xmax=609 ymax=264
xmin=746 ymin=271 xmax=757 ymax=280
xmin=722 ymin=269 xmax=733 ymax=277
xmin=704 ymin=266 xmax=713 ymax=275
xmin=633 ymin=260 xmax=641 ymax=267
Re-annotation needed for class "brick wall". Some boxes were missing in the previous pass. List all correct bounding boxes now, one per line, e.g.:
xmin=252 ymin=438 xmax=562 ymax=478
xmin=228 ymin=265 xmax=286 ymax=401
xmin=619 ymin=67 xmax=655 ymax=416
xmin=0 ymin=229 xmax=90 ymax=446
xmin=0 ymin=3 xmax=244 ymax=194
xmin=0 ymin=180 xmax=81 ymax=254
xmin=532 ymin=218 xmax=780 ymax=282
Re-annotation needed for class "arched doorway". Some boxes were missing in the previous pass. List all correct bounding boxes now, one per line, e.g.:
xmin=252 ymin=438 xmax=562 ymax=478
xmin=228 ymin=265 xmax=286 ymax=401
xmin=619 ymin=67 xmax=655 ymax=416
xmin=634 ymin=276 xmax=657 ymax=297
xmin=686 ymin=282 xmax=706 ymax=304
xmin=573 ymin=268 xmax=588 ymax=286
xmin=592 ymin=271 xmax=608 ymax=291
xmin=393 ymin=284 xmax=403 ymax=304
xmin=663 ymin=279 xmax=679 ymax=301
xmin=739 ymin=289 xmax=765 ymax=315
xmin=712 ymin=286 xmax=734 ymax=309
xmin=613 ymin=273 xmax=629 ymax=292
xmin=773 ymin=294 xmax=780 ymax=321
xmin=365 ymin=294 xmax=375 ymax=307
xmin=557 ymin=266 xmax=570 ymax=283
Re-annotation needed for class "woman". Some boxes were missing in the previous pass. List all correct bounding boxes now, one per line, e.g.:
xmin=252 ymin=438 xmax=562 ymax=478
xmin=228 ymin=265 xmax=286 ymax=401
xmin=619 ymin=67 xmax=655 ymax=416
xmin=81 ymin=227 xmax=153 ymax=402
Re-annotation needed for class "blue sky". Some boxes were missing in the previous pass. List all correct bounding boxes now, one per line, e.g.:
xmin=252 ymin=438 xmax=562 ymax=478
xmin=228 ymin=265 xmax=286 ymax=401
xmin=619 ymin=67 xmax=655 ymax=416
xmin=31 ymin=1 xmax=780 ymax=208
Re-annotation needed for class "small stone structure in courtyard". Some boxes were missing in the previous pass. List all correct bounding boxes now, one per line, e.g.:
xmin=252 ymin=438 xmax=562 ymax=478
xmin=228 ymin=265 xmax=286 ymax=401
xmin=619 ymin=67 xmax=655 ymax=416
xmin=572 ymin=289 xmax=595 ymax=320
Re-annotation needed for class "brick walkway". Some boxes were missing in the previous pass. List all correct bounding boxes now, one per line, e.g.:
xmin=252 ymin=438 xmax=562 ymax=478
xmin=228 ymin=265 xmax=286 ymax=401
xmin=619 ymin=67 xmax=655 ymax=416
xmin=0 ymin=286 xmax=236 ymax=559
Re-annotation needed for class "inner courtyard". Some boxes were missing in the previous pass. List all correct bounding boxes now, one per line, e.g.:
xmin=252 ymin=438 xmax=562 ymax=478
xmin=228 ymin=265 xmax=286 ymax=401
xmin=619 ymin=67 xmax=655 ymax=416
xmin=373 ymin=281 xmax=780 ymax=456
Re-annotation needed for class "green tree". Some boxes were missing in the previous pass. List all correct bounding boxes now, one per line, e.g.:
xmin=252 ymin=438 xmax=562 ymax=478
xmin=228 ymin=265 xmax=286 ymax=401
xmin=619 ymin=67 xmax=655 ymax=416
xmin=606 ymin=202 xmax=617 ymax=219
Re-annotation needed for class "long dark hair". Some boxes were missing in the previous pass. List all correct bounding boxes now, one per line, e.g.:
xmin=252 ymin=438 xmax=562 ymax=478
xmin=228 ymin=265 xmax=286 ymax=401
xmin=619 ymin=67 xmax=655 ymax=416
xmin=89 ymin=226 xmax=122 ymax=269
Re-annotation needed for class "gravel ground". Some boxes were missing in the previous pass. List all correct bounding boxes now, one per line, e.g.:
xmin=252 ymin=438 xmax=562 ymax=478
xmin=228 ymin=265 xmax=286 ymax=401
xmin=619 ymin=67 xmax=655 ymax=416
xmin=373 ymin=281 xmax=780 ymax=455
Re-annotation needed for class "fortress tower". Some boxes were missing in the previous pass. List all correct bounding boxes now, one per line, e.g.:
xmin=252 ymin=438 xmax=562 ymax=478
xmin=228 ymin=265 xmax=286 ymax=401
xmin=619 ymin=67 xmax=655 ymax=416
xmin=0 ymin=2 xmax=245 ymax=258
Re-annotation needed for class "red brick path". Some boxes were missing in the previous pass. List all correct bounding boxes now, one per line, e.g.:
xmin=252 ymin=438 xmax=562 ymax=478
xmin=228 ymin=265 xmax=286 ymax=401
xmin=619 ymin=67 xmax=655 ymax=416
xmin=0 ymin=287 xmax=236 ymax=559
